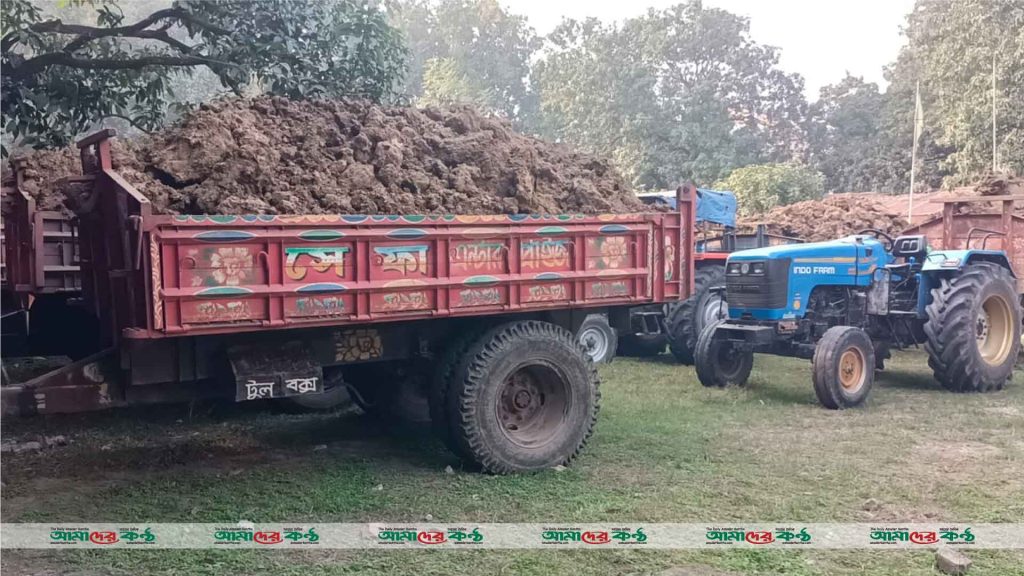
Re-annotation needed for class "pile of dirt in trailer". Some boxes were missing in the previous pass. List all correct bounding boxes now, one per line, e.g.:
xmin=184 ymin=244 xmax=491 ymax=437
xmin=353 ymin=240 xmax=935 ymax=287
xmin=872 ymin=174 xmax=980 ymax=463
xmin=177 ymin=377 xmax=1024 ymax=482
xmin=740 ymin=194 xmax=909 ymax=242
xmin=9 ymin=97 xmax=643 ymax=215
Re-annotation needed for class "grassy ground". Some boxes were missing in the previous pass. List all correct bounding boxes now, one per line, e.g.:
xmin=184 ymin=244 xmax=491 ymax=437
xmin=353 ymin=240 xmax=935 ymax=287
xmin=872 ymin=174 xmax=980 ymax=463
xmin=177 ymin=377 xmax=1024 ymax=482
xmin=2 ymin=350 xmax=1023 ymax=575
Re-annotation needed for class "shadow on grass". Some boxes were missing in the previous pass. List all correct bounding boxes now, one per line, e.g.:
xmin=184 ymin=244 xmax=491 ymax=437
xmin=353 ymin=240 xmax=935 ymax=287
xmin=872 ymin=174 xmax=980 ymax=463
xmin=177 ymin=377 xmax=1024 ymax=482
xmin=876 ymin=369 xmax=943 ymax=391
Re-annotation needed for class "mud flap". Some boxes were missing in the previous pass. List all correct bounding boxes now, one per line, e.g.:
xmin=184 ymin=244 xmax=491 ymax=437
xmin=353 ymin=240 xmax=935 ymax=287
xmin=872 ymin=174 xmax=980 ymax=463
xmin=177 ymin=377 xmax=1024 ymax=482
xmin=228 ymin=341 xmax=323 ymax=402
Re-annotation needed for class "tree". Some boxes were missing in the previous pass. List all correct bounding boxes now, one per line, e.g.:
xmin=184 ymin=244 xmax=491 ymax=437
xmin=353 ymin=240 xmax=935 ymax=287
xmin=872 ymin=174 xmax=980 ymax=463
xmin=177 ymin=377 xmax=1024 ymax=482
xmin=535 ymin=1 xmax=808 ymax=190
xmin=1 ymin=0 xmax=407 ymax=151
xmin=807 ymin=75 xmax=942 ymax=193
xmin=419 ymin=57 xmax=491 ymax=108
xmin=391 ymin=0 xmax=541 ymax=125
xmin=886 ymin=0 xmax=1024 ymax=184
xmin=714 ymin=163 xmax=824 ymax=217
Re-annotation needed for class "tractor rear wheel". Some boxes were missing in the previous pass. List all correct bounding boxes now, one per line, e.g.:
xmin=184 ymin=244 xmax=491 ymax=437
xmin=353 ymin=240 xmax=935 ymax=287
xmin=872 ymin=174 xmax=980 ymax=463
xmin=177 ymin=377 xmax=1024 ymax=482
xmin=812 ymin=326 xmax=875 ymax=409
xmin=446 ymin=321 xmax=600 ymax=474
xmin=694 ymin=320 xmax=753 ymax=387
xmin=924 ymin=262 xmax=1021 ymax=392
xmin=667 ymin=265 xmax=727 ymax=365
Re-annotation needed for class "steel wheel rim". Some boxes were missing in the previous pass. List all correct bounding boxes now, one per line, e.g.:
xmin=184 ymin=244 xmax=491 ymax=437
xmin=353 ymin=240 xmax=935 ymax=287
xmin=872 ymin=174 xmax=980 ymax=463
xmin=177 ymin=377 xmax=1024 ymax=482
xmin=496 ymin=363 xmax=569 ymax=448
xmin=978 ymin=294 xmax=1013 ymax=366
xmin=700 ymin=294 xmax=728 ymax=328
xmin=838 ymin=348 xmax=866 ymax=392
xmin=578 ymin=325 xmax=609 ymax=362
xmin=714 ymin=342 xmax=744 ymax=379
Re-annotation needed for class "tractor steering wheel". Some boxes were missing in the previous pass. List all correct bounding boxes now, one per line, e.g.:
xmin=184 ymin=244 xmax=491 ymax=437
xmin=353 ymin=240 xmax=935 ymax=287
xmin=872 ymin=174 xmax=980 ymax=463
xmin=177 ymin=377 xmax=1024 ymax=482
xmin=856 ymin=228 xmax=894 ymax=250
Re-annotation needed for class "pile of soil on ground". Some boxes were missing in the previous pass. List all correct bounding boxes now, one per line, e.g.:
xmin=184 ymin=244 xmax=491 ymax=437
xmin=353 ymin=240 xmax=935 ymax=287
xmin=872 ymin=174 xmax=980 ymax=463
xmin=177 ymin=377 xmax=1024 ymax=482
xmin=973 ymin=172 xmax=1024 ymax=196
xmin=7 ymin=97 xmax=643 ymax=216
xmin=739 ymin=194 xmax=909 ymax=242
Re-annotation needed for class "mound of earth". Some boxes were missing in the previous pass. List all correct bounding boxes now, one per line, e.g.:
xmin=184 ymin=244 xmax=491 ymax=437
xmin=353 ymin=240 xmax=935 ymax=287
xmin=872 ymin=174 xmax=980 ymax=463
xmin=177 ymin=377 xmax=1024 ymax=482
xmin=740 ymin=194 xmax=909 ymax=242
xmin=7 ymin=97 xmax=643 ymax=216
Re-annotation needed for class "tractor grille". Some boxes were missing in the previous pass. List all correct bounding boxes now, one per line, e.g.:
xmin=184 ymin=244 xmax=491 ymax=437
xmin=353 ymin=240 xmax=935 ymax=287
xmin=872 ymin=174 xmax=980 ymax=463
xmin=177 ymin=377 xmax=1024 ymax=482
xmin=726 ymin=258 xmax=791 ymax=309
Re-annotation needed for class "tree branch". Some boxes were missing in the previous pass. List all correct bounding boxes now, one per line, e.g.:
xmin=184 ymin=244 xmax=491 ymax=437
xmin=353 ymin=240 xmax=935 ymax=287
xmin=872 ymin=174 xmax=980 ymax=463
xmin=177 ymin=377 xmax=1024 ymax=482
xmin=105 ymin=113 xmax=153 ymax=133
xmin=8 ymin=52 xmax=224 ymax=81
xmin=30 ymin=8 xmax=232 ymax=43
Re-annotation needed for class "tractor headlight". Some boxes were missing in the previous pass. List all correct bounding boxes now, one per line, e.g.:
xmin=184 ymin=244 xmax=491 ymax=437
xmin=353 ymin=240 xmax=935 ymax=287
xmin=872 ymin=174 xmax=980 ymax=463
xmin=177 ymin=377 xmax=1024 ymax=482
xmin=749 ymin=261 xmax=766 ymax=275
xmin=727 ymin=262 xmax=743 ymax=275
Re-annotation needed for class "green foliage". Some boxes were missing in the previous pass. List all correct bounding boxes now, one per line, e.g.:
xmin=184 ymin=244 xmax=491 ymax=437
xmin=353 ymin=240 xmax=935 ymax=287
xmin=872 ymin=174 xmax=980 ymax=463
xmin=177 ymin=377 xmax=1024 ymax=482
xmin=1 ymin=0 xmax=407 ymax=152
xmin=534 ymin=2 xmax=807 ymax=190
xmin=891 ymin=0 xmax=1024 ymax=184
xmin=418 ymin=57 xmax=491 ymax=108
xmin=714 ymin=163 xmax=824 ymax=217
xmin=392 ymin=0 xmax=540 ymax=125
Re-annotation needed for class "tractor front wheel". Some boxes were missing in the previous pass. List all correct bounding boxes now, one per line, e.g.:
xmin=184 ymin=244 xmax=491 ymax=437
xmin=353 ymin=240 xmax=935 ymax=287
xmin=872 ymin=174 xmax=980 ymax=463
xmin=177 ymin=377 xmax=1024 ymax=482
xmin=694 ymin=321 xmax=753 ymax=387
xmin=924 ymin=262 xmax=1021 ymax=392
xmin=812 ymin=326 xmax=875 ymax=409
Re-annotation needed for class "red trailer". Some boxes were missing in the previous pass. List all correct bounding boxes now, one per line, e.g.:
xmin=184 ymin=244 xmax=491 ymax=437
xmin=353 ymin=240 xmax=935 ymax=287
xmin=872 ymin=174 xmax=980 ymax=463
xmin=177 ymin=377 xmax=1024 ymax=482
xmin=902 ymin=195 xmax=1024 ymax=292
xmin=1 ymin=130 xmax=696 ymax=473
xmin=1 ymin=172 xmax=85 ymax=357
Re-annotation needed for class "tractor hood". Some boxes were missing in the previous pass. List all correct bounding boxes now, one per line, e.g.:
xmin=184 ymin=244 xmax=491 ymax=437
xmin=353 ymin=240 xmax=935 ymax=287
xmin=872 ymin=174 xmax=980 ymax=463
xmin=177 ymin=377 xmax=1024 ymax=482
xmin=727 ymin=235 xmax=884 ymax=262
xmin=725 ymin=235 xmax=892 ymax=321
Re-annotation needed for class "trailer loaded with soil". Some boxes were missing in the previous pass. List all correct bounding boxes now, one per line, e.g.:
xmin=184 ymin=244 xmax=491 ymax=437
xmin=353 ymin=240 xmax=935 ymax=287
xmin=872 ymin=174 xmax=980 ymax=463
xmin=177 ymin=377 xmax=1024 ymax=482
xmin=0 ymin=130 xmax=696 ymax=474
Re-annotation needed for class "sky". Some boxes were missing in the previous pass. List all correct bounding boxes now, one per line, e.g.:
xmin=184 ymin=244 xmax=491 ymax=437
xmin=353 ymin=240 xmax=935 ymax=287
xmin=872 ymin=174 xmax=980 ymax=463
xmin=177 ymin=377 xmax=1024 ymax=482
xmin=504 ymin=0 xmax=917 ymax=99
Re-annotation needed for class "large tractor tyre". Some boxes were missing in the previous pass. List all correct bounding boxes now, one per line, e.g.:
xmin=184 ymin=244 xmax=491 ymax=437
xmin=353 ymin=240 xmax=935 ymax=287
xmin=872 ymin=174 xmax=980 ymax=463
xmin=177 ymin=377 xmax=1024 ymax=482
xmin=618 ymin=333 xmax=666 ymax=357
xmin=667 ymin=265 xmax=728 ymax=365
xmin=446 ymin=321 xmax=600 ymax=474
xmin=924 ymin=262 xmax=1021 ymax=392
xmin=812 ymin=326 xmax=876 ymax=409
xmin=577 ymin=314 xmax=617 ymax=364
xmin=694 ymin=320 xmax=753 ymax=388
xmin=279 ymin=368 xmax=353 ymax=413
xmin=429 ymin=329 xmax=485 ymax=457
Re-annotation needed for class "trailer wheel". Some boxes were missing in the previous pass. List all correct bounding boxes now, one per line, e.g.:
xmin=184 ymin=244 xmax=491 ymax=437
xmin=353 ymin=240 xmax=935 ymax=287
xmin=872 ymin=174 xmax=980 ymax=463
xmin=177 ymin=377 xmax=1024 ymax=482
xmin=812 ymin=326 xmax=875 ymax=409
xmin=429 ymin=328 xmax=484 ymax=457
xmin=694 ymin=321 xmax=753 ymax=387
xmin=447 ymin=321 xmax=600 ymax=474
xmin=667 ymin=265 xmax=727 ymax=365
xmin=924 ymin=262 xmax=1021 ymax=392
xmin=618 ymin=333 xmax=666 ymax=357
xmin=577 ymin=314 xmax=617 ymax=364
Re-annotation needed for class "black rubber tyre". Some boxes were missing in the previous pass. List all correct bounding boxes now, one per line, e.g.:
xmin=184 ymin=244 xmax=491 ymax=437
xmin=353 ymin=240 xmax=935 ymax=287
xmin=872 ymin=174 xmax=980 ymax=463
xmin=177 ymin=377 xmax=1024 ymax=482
xmin=447 ymin=320 xmax=600 ymax=474
xmin=279 ymin=368 xmax=352 ymax=413
xmin=429 ymin=328 xmax=484 ymax=457
xmin=924 ymin=262 xmax=1021 ymax=392
xmin=618 ymin=333 xmax=666 ymax=357
xmin=694 ymin=320 xmax=753 ymax=387
xmin=667 ymin=265 xmax=727 ymax=365
xmin=812 ymin=326 xmax=875 ymax=409
xmin=576 ymin=314 xmax=617 ymax=364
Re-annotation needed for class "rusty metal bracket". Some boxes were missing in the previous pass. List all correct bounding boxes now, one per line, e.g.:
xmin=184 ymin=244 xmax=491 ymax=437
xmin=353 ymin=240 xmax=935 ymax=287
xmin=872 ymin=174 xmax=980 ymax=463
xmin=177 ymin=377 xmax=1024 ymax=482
xmin=1 ymin=348 xmax=123 ymax=416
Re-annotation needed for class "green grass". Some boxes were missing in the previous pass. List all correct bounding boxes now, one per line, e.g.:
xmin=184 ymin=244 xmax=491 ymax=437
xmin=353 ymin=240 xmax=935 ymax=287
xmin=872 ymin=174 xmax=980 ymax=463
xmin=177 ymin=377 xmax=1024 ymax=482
xmin=2 ymin=350 xmax=1023 ymax=575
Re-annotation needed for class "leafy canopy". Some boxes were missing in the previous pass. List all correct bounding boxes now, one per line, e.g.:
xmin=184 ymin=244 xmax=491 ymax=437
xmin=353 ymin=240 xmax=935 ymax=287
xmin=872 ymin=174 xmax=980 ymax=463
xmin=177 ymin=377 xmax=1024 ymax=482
xmin=1 ymin=0 xmax=407 ymax=151
xmin=714 ymin=163 xmax=824 ymax=217
xmin=534 ymin=1 xmax=807 ymax=190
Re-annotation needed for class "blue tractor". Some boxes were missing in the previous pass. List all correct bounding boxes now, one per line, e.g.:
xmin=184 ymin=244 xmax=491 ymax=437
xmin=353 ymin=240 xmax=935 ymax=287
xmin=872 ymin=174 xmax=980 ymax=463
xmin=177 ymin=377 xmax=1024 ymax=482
xmin=690 ymin=229 xmax=1022 ymax=408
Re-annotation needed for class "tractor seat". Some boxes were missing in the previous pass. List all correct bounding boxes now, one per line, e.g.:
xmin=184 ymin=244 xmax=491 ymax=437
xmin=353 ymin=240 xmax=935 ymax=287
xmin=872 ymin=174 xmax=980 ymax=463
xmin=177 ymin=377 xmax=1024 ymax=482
xmin=891 ymin=235 xmax=929 ymax=260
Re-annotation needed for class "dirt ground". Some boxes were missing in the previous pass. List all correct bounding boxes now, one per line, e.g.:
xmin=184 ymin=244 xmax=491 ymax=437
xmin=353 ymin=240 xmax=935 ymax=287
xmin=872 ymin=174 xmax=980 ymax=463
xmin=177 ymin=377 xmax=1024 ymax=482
xmin=1 ymin=350 xmax=1022 ymax=576
xmin=9 ymin=97 xmax=643 ymax=216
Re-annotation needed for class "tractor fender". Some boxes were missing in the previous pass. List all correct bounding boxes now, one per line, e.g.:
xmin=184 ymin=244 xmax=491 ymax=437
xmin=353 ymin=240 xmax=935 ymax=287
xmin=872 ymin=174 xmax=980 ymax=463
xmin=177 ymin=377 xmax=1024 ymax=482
xmin=921 ymin=250 xmax=1016 ymax=277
